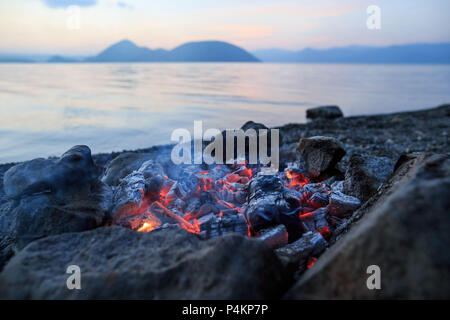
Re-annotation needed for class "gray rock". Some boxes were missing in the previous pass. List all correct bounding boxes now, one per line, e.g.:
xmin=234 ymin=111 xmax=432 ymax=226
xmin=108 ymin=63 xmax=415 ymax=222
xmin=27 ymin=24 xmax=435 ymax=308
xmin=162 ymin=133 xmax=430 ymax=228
xmin=0 ymin=235 xmax=15 ymax=272
xmin=297 ymin=136 xmax=346 ymax=178
xmin=241 ymin=120 xmax=269 ymax=132
xmin=3 ymin=145 xmax=101 ymax=200
xmin=344 ymin=154 xmax=395 ymax=202
xmin=326 ymin=191 xmax=360 ymax=217
xmin=286 ymin=153 xmax=450 ymax=299
xmin=306 ymin=106 xmax=343 ymax=121
xmin=0 ymin=146 xmax=111 ymax=250
xmin=0 ymin=181 xmax=111 ymax=249
xmin=0 ymin=226 xmax=288 ymax=299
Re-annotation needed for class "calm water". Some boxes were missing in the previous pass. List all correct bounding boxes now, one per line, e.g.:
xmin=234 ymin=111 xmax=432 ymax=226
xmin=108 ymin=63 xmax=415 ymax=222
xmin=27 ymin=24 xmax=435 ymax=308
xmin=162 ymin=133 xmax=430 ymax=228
xmin=1 ymin=63 xmax=449 ymax=163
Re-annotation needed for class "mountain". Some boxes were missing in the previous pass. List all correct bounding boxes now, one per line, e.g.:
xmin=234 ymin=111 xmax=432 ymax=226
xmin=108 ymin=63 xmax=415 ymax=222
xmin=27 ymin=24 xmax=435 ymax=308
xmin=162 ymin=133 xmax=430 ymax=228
xmin=169 ymin=41 xmax=259 ymax=62
xmin=252 ymin=43 xmax=450 ymax=63
xmin=47 ymin=55 xmax=80 ymax=63
xmin=83 ymin=39 xmax=259 ymax=62
xmin=85 ymin=40 xmax=170 ymax=62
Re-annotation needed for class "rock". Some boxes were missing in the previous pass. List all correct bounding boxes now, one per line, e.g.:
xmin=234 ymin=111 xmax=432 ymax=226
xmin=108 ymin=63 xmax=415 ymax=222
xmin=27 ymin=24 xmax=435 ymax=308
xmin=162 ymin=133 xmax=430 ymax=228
xmin=326 ymin=191 xmax=360 ymax=217
xmin=245 ymin=175 xmax=304 ymax=241
xmin=306 ymin=106 xmax=343 ymax=121
xmin=0 ymin=181 xmax=111 ymax=249
xmin=0 ymin=226 xmax=288 ymax=299
xmin=0 ymin=235 xmax=15 ymax=272
xmin=241 ymin=120 xmax=269 ymax=132
xmin=0 ymin=146 xmax=112 ymax=250
xmin=285 ymin=153 xmax=450 ymax=299
xmin=256 ymin=225 xmax=288 ymax=249
xmin=297 ymin=136 xmax=346 ymax=178
xmin=344 ymin=154 xmax=395 ymax=202
xmin=3 ymin=145 xmax=101 ymax=200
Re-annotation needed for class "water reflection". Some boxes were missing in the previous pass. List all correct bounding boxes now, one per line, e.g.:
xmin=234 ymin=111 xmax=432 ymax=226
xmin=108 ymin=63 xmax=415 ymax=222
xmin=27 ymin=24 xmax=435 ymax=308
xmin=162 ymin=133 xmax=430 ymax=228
xmin=0 ymin=63 xmax=449 ymax=162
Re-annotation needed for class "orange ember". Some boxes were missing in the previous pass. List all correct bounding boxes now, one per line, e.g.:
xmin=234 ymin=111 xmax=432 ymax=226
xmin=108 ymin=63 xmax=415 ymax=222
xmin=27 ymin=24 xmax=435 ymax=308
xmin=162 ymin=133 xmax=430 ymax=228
xmin=307 ymin=257 xmax=317 ymax=269
xmin=286 ymin=170 xmax=309 ymax=188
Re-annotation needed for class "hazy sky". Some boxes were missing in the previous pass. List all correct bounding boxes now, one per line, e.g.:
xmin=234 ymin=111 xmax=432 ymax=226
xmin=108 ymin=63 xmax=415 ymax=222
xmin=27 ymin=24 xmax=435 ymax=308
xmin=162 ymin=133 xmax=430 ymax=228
xmin=0 ymin=0 xmax=449 ymax=54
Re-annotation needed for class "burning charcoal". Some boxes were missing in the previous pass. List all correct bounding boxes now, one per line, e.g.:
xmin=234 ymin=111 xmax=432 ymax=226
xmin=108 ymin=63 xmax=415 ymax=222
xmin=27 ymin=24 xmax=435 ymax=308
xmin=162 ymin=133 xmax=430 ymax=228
xmin=176 ymin=170 xmax=200 ymax=196
xmin=149 ymin=201 xmax=200 ymax=234
xmin=309 ymin=192 xmax=329 ymax=208
xmin=331 ymin=180 xmax=344 ymax=193
xmin=301 ymin=205 xmax=316 ymax=215
xmin=275 ymin=231 xmax=327 ymax=271
xmin=173 ymin=198 xmax=186 ymax=212
xmin=284 ymin=167 xmax=309 ymax=189
xmin=199 ymin=214 xmax=248 ymax=240
xmin=220 ymin=208 xmax=239 ymax=216
xmin=327 ymin=215 xmax=346 ymax=229
xmin=245 ymin=175 xmax=304 ymax=242
xmin=144 ymin=176 xmax=164 ymax=201
xmin=300 ymin=207 xmax=330 ymax=235
xmin=193 ymin=202 xmax=219 ymax=219
xmin=256 ymin=225 xmax=288 ymax=249
xmin=327 ymin=191 xmax=361 ymax=217
xmin=197 ymin=213 xmax=217 ymax=225
xmin=111 ymin=160 xmax=166 ymax=216
xmin=184 ymin=197 xmax=201 ymax=214
xmin=234 ymin=190 xmax=247 ymax=204
xmin=303 ymin=183 xmax=330 ymax=197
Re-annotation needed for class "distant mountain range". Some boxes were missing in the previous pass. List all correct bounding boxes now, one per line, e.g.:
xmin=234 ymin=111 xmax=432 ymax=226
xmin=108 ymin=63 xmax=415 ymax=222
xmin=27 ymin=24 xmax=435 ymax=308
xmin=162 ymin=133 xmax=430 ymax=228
xmin=1 ymin=41 xmax=449 ymax=63
xmin=252 ymin=43 xmax=450 ymax=63
xmin=49 ymin=40 xmax=259 ymax=63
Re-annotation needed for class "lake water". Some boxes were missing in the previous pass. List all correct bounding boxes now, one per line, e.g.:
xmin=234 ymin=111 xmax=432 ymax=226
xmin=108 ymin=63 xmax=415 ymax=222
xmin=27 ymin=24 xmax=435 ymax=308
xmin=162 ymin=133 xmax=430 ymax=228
xmin=1 ymin=63 xmax=449 ymax=163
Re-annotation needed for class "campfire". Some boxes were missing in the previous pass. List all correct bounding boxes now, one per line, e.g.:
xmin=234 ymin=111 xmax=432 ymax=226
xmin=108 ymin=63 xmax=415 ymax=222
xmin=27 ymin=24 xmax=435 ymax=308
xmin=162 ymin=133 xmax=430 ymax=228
xmin=112 ymin=158 xmax=361 ymax=272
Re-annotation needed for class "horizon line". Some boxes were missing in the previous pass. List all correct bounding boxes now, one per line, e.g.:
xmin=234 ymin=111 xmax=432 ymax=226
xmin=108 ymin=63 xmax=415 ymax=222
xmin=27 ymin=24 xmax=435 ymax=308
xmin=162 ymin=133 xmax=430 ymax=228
xmin=1 ymin=40 xmax=450 ymax=58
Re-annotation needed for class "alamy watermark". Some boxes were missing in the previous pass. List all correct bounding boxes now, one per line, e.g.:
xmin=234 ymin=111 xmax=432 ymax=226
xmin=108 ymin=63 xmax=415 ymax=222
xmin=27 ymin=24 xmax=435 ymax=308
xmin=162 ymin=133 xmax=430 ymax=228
xmin=170 ymin=121 xmax=280 ymax=173
xmin=366 ymin=265 xmax=381 ymax=290
xmin=66 ymin=265 xmax=81 ymax=290
xmin=66 ymin=5 xmax=81 ymax=30
xmin=366 ymin=5 xmax=381 ymax=30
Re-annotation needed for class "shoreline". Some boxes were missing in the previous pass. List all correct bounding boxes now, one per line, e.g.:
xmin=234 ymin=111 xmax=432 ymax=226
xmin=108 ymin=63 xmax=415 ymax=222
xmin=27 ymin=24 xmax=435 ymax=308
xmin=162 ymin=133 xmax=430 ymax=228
xmin=0 ymin=104 xmax=449 ymax=171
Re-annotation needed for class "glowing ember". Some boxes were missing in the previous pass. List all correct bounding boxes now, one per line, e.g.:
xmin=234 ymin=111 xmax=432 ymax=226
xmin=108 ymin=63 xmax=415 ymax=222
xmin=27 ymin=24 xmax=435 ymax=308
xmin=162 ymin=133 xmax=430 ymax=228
xmin=307 ymin=257 xmax=317 ymax=269
xmin=113 ymin=160 xmax=350 ymax=244
xmin=137 ymin=219 xmax=161 ymax=232
xmin=285 ymin=170 xmax=309 ymax=188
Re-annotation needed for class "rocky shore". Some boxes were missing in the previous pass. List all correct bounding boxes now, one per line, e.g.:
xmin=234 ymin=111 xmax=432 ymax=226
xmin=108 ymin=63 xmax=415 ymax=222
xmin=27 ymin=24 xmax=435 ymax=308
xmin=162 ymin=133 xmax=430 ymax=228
xmin=0 ymin=104 xmax=448 ymax=299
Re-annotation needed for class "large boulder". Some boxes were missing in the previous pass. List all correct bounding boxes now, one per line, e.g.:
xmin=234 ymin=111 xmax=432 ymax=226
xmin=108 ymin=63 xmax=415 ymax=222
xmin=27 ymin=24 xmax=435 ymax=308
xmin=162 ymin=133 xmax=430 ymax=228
xmin=0 ymin=146 xmax=112 ymax=252
xmin=344 ymin=154 xmax=394 ymax=202
xmin=285 ymin=153 xmax=450 ymax=299
xmin=0 ymin=226 xmax=288 ymax=299
xmin=306 ymin=106 xmax=343 ymax=121
xmin=3 ymin=145 xmax=101 ymax=199
xmin=297 ymin=136 xmax=346 ymax=178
